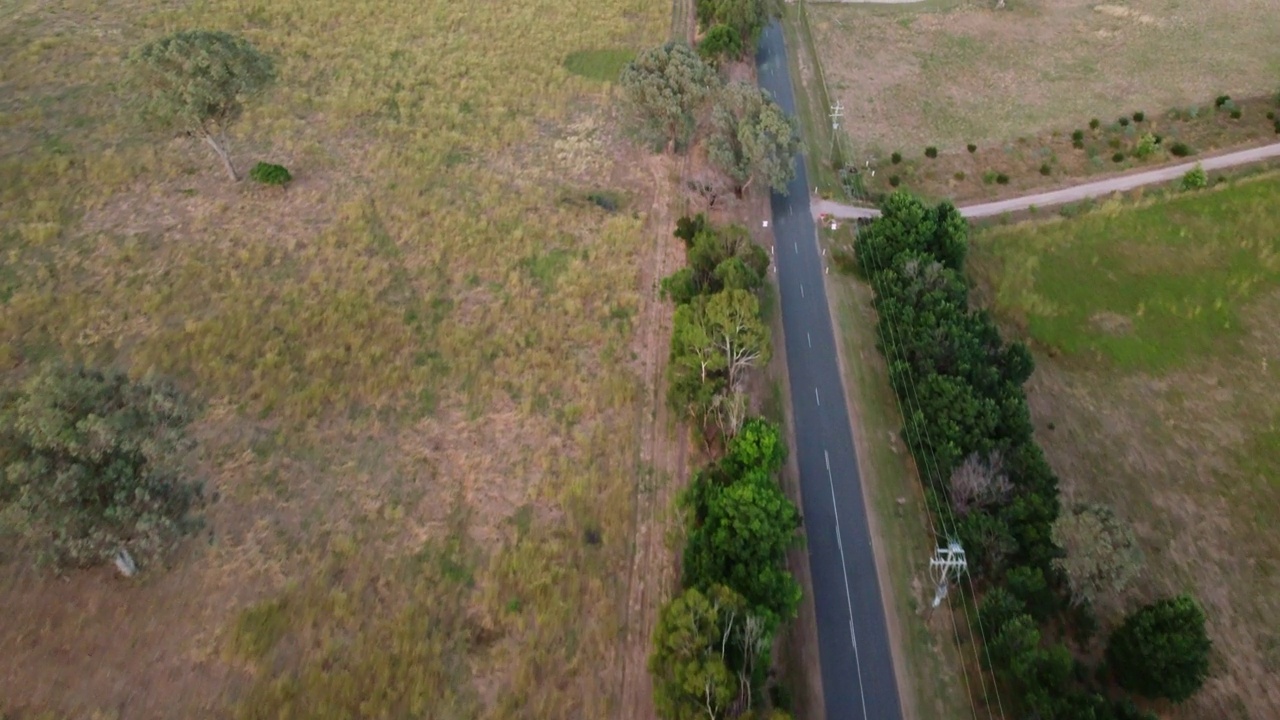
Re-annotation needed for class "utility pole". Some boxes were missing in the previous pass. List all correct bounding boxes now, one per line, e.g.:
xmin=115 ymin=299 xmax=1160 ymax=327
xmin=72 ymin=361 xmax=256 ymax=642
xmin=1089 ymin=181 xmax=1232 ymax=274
xmin=929 ymin=541 xmax=968 ymax=608
xmin=828 ymin=100 xmax=843 ymax=164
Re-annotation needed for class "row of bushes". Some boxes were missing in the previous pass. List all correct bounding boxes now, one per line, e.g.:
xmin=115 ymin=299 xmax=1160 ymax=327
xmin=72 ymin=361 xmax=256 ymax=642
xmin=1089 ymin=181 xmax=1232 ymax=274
xmin=853 ymin=193 xmax=1210 ymax=718
xmin=649 ymin=216 xmax=799 ymax=719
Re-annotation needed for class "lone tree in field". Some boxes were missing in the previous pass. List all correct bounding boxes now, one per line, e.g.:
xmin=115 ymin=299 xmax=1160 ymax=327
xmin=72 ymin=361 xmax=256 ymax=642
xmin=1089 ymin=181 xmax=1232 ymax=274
xmin=1052 ymin=502 xmax=1144 ymax=610
xmin=707 ymin=83 xmax=800 ymax=196
xmin=129 ymin=30 xmax=276 ymax=181
xmin=0 ymin=363 xmax=204 ymax=570
xmin=620 ymin=42 xmax=718 ymax=153
xmin=1107 ymin=594 xmax=1211 ymax=702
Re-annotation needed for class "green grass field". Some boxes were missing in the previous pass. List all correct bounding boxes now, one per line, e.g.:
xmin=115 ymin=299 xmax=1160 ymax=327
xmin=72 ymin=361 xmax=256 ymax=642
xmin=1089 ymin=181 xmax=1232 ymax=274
xmin=970 ymin=175 xmax=1280 ymax=719
xmin=0 ymin=0 xmax=668 ymax=717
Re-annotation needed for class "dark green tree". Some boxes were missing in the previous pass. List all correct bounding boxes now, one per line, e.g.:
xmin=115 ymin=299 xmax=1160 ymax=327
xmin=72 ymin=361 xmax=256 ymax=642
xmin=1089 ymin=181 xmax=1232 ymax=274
xmin=698 ymin=24 xmax=743 ymax=64
xmin=1107 ymin=594 xmax=1211 ymax=702
xmin=620 ymin=42 xmax=719 ymax=153
xmin=649 ymin=586 xmax=739 ymax=719
xmin=0 ymin=363 xmax=203 ymax=569
xmin=696 ymin=0 xmax=771 ymax=49
xmin=683 ymin=470 xmax=801 ymax=627
xmin=129 ymin=30 xmax=276 ymax=181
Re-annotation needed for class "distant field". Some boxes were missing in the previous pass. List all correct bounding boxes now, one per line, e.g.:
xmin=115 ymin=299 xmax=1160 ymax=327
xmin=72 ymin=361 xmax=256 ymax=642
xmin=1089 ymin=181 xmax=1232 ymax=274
xmin=809 ymin=0 xmax=1280 ymax=152
xmin=0 ymin=0 xmax=668 ymax=718
xmin=970 ymin=174 xmax=1280 ymax=719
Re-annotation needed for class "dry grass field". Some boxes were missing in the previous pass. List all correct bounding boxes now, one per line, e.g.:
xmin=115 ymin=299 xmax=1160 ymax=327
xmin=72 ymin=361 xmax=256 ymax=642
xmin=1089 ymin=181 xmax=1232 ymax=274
xmin=0 ymin=0 xmax=676 ymax=718
xmin=969 ymin=174 xmax=1280 ymax=719
xmin=809 ymin=0 xmax=1280 ymax=154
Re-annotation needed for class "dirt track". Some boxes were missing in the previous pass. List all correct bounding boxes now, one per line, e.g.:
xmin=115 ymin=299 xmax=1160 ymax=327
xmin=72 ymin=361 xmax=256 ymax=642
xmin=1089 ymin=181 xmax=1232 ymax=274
xmin=812 ymin=141 xmax=1280 ymax=219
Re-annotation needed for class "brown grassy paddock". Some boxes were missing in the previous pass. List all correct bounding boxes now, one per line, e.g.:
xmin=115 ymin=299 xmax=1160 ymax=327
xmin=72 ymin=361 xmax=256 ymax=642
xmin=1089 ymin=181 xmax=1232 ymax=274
xmin=0 ymin=0 xmax=672 ymax=717
xmin=808 ymin=0 xmax=1280 ymax=201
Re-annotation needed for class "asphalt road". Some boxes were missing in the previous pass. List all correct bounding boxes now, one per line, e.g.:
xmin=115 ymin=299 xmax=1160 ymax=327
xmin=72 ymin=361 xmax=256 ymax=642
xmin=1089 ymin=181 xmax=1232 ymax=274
xmin=756 ymin=21 xmax=903 ymax=720
xmin=813 ymin=141 xmax=1280 ymax=220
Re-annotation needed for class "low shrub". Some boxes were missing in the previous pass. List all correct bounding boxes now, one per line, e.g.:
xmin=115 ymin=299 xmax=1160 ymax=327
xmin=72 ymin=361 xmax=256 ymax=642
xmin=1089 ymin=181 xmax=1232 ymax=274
xmin=954 ymin=171 xmax=966 ymax=181
xmin=889 ymin=175 xmax=900 ymax=187
xmin=1180 ymin=164 xmax=1207 ymax=191
xmin=1169 ymin=142 xmax=1192 ymax=157
xmin=967 ymin=143 xmax=977 ymax=153
xmin=1230 ymin=108 xmax=1242 ymax=119
xmin=1118 ymin=117 xmax=1130 ymax=127
xmin=1132 ymin=111 xmax=1145 ymax=122
xmin=1268 ymin=111 xmax=1276 ymax=120
xmin=249 ymin=162 xmax=292 ymax=186
xmin=1134 ymin=133 xmax=1159 ymax=159
xmin=1089 ymin=118 xmax=1101 ymax=130
xmin=1215 ymin=95 xmax=1231 ymax=108
xmin=1274 ymin=120 xmax=1280 ymax=134
xmin=995 ymin=173 xmax=1010 ymax=185
xmin=982 ymin=170 xmax=998 ymax=185
xmin=891 ymin=151 xmax=902 ymax=164
xmin=1112 ymin=152 xmax=1126 ymax=163
xmin=925 ymin=146 xmax=938 ymax=159
xmin=1108 ymin=138 xmax=1123 ymax=149
xmin=1071 ymin=129 xmax=1085 ymax=143
xmin=1039 ymin=163 xmax=1051 ymax=176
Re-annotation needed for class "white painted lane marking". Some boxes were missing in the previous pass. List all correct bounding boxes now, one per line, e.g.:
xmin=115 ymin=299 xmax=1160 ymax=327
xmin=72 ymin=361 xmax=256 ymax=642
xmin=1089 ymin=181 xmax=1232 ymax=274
xmin=807 ymin=332 xmax=812 ymax=348
xmin=794 ymin=241 xmax=798 ymax=254
xmin=800 ymin=283 xmax=805 ymax=298
xmin=825 ymin=450 xmax=872 ymax=720
xmin=814 ymin=387 xmax=820 ymax=406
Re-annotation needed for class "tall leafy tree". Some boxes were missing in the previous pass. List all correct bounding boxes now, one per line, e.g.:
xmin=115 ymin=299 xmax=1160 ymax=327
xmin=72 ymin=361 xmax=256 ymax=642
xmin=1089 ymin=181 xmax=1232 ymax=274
xmin=129 ymin=30 xmax=276 ymax=181
xmin=683 ymin=470 xmax=801 ymax=627
xmin=698 ymin=24 xmax=744 ymax=64
xmin=649 ymin=586 xmax=739 ymax=720
xmin=0 ymin=363 xmax=203 ymax=569
xmin=707 ymin=83 xmax=800 ymax=195
xmin=696 ymin=0 xmax=772 ymax=50
xmin=1052 ymin=503 xmax=1144 ymax=610
xmin=1107 ymin=594 xmax=1211 ymax=702
xmin=705 ymin=289 xmax=770 ymax=391
xmin=620 ymin=42 xmax=719 ymax=153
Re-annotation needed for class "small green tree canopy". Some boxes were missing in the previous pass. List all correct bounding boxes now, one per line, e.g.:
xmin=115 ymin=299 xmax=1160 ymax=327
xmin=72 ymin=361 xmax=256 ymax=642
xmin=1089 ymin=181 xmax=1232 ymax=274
xmin=697 ymin=0 xmax=771 ymax=49
xmin=620 ymin=42 xmax=718 ymax=153
xmin=129 ymin=30 xmax=276 ymax=181
xmin=649 ymin=586 xmax=740 ymax=720
xmin=0 ymin=363 xmax=203 ymax=569
xmin=707 ymin=83 xmax=800 ymax=195
xmin=698 ymin=24 xmax=744 ymax=63
xmin=1107 ymin=594 xmax=1211 ymax=702
xmin=1052 ymin=502 xmax=1144 ymax=610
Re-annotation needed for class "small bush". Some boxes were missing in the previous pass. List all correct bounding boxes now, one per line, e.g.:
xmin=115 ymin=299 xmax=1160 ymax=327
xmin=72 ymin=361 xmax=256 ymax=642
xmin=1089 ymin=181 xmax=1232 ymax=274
xmin=982 ymin=170 xmax=998 ymax=185
xmin=888 ymin=175 xmax=900 ymax=187
xmin=249 ymin=161 xmax=292 ymax=186
xmin=1089 ymin=118 xmax=1101 ymax=130
xmin=995 ymin=173 xmax=1010 ymax=185
xmin=954 ymin=171 xmax=966 ymax=181
xmin=1268 ymin=111 xmax=1276 ymax=120
xmin=1169 ymin=141 xmax=1192 ymax=157
xmin=925 ymin=146 xmax=938 ymax=159
xmin=1230 ymin=108 xmax=1242 ymax=119
xmin=1274 ymin=120 xmax=1280 ymax=134
xmin=967 ymin=143 xmax=977 ymax=153
xmin=1135 ymin=133 xmax=1159 ymax=159
xmin=1071 ymin=129 xmax=1085 ymax=142
xmin=1215 ymin=95 xmax=1231 ymax=108
xmin=1108 ymin=137 xmax=1123 ymax=149
xmin=1180 ymin=164 xmax=1207 ymax=191
xmin=890 ymin=152 xmax=902 ymax=164
xmin=1039 ymin=163 xmax=1051 ymax=176
xmin=1132 ymin=111 xmax=1145 ymax=122
xmin=1118 ymin=117 xmax=1130 ymax=127
xmin=1112 ymin=152 xmax=1126 ymax=163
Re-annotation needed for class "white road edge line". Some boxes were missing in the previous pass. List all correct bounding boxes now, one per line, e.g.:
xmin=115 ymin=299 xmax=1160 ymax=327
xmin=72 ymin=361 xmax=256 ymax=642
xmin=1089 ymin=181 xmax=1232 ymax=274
xmin=825 ymin=449 xmax=871 ymax=720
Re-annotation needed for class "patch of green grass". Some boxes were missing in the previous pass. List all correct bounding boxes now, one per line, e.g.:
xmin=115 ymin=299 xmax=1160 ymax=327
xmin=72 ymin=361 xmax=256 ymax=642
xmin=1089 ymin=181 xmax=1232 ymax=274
xmin=232 ymin=597 xmax=291 ymax=659
xmin=973 ymin=174 xmax=1280 ymax=371
xmin=563 ymin=48 xmax=635 ymax=82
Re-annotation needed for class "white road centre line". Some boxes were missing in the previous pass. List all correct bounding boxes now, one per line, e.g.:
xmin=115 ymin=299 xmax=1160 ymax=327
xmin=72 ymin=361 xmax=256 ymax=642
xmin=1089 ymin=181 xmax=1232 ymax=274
xmin=800 ymin=283 xmax=805 ymax=298
xmin=814 ymin=387 xmax=820 ymax=406
xmin=825 ymin=450 xmax=871 ymax=720
xmin=794 ymin=241 xmax=798 ymax=254
xmin=807 ymin=332 xmax=812 ymax=348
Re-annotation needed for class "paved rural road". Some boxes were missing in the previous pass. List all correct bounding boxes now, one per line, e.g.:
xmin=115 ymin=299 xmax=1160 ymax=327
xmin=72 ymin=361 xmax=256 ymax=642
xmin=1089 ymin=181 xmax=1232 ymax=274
xmin=813 ymin=141 xmax=1280 ymax=220
xmin=757 ymin=21 xmax=903 ymax=720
